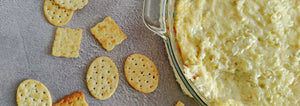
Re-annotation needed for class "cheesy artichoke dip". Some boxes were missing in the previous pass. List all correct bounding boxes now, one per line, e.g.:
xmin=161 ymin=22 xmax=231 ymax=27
xmin=175 ymin=0 xmax=300 ymax=105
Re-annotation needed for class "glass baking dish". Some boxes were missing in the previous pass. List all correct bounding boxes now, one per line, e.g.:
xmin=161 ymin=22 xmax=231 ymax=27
xmin=143 ymin=0 xmax=208 ymax=105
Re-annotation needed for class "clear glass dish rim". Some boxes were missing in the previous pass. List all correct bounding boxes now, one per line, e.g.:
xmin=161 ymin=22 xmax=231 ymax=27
xmin=142 ymin=0 xmax=209 ymax=105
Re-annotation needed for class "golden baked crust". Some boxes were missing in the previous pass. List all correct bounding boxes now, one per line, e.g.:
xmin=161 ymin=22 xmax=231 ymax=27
xmin=175 ymin=0 xmax=300 ymax=105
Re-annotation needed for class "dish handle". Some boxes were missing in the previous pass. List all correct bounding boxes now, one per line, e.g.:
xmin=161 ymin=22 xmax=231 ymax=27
xmin=142 ymin=0 xmax=167 ymax=37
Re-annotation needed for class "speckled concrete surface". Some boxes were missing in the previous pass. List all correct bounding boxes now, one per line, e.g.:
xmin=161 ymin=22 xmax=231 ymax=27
xmin=0 ymin=0 xmax=199 ymax=105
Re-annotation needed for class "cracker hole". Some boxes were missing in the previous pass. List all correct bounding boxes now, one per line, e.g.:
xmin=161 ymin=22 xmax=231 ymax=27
xmin=94 ymin=66 xmax=96 ymax=68
xmin=108 ymin=81 xmax=110 ymax=84
xmin=101 ymin=87 xmax=104 ymax=90
xmin=135 ymin=63 xmax=137 ymax=65
xmin=41 ymin=100 xmax=43 ymax=102
xmin=101 ymin=66 xmax=104 ymax=68
xmin=110 ymin=65 xmax=112 ymax=68
xmin=46 ymin=103 xmax=48 ymax=106
xmin=108 ymin=71 xmax=110 ymax=73
xmin=96 ymin=82 xmax=98 ymax=84
xmin=101 ymin=76 xmax=104 ymax=79
xmin=140 ymin=85 xmax=142 ymax=88
xmin=133 ymin=71 xmax=135 ymax=73
xmin=131 ymin=58 xmax=134 ymax=60
xmin=141 ymin=59 xmax=144 ymax=61
xmin=143 ymin=64 xmax=145 ymax=67
xmin=141 ymin=71 xmax=144 ymax=74
xmin=146 ymin=81 xmax=149 ymax=83
xmin=153 ymin=76 xmax=155 ymax=79
xmin=33 ymin=99 xmax=36 ymax=101
xmin=96 ymin=71 xmax=98 ymax=74
xmin=138 ymin=80 xmax=141 ymax=82
xmin=43 ymin=91 xmax=46 ymax=94
xmin=113 ymin=76 xmax=116 ymax=79
xmin=130 ymin=78 xmax=133 ymax=81
xmin=93 ymin=88 xmax=95 ymax=90
xmin=101 ymin=93 xmax=103 ymax=96
xmin=150 ymin=86 xmax=153 ymax=88
xmin=90 ymin=77 xmax=92 ymax=79
xmin=102 ymin=59 xmax=105 ymax=62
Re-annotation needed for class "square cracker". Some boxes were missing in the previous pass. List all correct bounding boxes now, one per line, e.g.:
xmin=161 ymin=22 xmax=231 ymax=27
xmin=175 ymin=101 xmax=185 ymax=106
xmin=52 ymin=27 xmax=83 ymax=58
xmin=90 ymin=17 xmax=127 ymax=51
xmin=54 ymin=0 xmax=88 ymax=10
xmin=53 ymin=91 xmax=88 ymax=106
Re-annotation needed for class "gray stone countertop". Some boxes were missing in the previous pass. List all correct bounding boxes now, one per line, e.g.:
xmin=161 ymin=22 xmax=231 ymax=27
xmin=0 ymin=0 xmax=198 ymax=105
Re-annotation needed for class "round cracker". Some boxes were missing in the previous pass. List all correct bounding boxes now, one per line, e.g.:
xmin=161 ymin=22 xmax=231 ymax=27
xmin=16 ymin=79 xmax=52 ymax=106
xmin=86 ymin=56 xmax=119 ymax=100
xmin=43 ymin=0 xmax=74 ymax=26
xmin=54 ymin=0 xmax=88 ymax=10
xmin=124 ymin=54 xmax=159 ymax=93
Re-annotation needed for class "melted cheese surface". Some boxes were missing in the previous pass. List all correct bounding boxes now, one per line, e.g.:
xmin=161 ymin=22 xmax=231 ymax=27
xmin=175 ymin=0 xmax=300 ymax=105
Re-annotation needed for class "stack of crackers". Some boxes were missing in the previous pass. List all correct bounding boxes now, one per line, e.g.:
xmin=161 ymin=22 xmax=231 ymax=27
xmin=44 ymin=0 xmax=88 ymax=26
xmin=16 ymin=0 xmax=184 ymax=105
